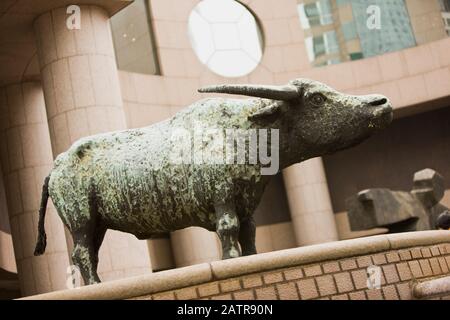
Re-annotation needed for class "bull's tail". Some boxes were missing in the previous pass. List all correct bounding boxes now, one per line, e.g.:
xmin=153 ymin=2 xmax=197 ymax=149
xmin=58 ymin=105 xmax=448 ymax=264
xmin=34 ymin=175 xmax=50 ymax=256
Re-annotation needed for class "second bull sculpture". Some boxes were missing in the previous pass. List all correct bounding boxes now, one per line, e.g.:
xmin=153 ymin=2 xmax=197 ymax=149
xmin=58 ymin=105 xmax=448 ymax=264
xmin=34 ymin=78 xmax=393 ymax=284
xmin=347 ymin=168 xmax=448 ymax=233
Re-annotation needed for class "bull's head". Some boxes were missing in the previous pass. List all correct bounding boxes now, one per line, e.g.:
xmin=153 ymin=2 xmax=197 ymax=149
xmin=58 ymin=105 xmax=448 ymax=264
xmin=199 ymin=78 xmax=393 ymax=167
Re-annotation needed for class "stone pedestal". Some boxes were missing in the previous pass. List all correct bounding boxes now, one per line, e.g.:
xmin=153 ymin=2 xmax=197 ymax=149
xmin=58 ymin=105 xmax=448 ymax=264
xmin=283 ymin=157 xmax=338 ymax=246
xmin=34 ymin=5 xmax=152 ymax=281
xmin=0 ymin=82 xmax=70 ymax=296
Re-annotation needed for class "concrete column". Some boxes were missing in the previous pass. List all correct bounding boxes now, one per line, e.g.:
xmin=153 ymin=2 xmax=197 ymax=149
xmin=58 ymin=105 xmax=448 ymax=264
xmin=0 ymin=165 xmax=17 ymax=274
xmin=0 ymin=82 xmax=70 ymax=296
xmin=282 ymin=157 xmax=339 ymax=246
xmin=34 ymin=5 xmax=152 ymax=281
xmin=171 ymin=227 xmax=221 ymax=267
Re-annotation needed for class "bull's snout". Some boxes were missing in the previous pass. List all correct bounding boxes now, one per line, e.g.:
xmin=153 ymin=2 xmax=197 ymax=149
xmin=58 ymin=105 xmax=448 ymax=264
xmin=368 ymin=96 xmax=387 ymax=106
xmin=363 ymin=94 xmax=390 ymax=108
xmin=362 ymin=94 xmax=393 ymax=129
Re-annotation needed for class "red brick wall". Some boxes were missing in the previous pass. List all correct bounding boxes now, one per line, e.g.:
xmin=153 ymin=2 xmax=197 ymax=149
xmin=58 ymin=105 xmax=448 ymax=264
xmin=134 ymin=243 xmax=450 ymax=300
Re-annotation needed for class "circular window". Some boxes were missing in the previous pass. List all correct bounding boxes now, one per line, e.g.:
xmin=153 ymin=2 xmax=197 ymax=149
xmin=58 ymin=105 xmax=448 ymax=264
xmin=188 ymin=0 xmax=263 ymax=77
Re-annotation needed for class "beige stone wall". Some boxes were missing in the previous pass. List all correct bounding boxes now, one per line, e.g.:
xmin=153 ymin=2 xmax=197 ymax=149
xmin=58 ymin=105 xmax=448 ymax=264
xmin=405 ymin=0 xmax=447 ymax=45
xmin=255 ymin=222 xmax=296 ymax=254
xmin=170 ymin=227 xmax=221 ymax=267
xmin=34 ymin=6 xmax=126 ymax=156
xmin=22 ymin=231 xmax=450 ymax=300
xmin=147 ymin=237 xmax=174 ymax=271
xmin=0 ymin=82 xmax=70 ymax=295
xmin=283 ymin=158 xmax=338 ymax=246
xmin=442 ymin=190 xmax=450 ymax=208
xmin=0 ymin=170 xmax=16 ymax=273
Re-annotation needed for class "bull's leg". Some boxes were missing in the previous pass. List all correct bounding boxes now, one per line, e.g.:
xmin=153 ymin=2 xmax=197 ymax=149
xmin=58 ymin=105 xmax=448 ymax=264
xmin=215 ymin=202 xmax=241 ymax=259
xmin=70 ymin=188 xmax=102 ymax=285
xmin=72 ymin=233 xmax=101 ymax=285
xmin=92 ymin=224 xmax=107 ymax=271
xmin=238 ymin=216 xmax=257 ymax=256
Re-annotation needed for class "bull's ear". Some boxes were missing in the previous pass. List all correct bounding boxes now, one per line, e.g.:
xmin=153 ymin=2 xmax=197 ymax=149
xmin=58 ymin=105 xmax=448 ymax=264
xmin=248 ymin=101 xmax=283 ymax=121
xmin=198 ymin=84 xmax=299 ymax=101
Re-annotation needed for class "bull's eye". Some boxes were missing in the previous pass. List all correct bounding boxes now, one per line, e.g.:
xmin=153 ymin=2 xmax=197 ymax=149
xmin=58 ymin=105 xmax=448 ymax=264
xmin=310 ymin=93 xmax=326 ymax=106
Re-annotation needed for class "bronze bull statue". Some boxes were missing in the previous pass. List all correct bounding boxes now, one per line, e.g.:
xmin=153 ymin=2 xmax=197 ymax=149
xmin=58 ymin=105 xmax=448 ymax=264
xmin=34 ymin=78 xmax=393 ymax=284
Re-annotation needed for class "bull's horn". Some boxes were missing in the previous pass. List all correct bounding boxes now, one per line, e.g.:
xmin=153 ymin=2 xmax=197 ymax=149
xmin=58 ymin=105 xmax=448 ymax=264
xmin=198 ymin=84 xmax=299 ymax=101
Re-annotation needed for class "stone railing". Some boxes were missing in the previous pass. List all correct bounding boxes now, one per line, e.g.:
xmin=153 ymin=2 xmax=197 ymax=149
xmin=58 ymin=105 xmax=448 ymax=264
xmin=22 ymin=231 xmax=450 ymax=300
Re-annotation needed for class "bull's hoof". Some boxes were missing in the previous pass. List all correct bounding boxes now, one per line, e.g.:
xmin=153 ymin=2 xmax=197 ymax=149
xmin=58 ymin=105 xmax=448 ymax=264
xmin=222 ymin=247 xmax=240 ymax=259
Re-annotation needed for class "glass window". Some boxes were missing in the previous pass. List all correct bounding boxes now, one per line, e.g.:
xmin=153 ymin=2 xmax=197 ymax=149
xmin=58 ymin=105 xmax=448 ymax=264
xmin=440 ymin=0 xmax=450 ymax=12
xmin=111 ymin=0 xmax=159 ymax=75
xmin=444 ymin=14 xmax=450 ymax=36
xmin=342 ymin=21 xmax=357 ymax=40
xmin=441 ymin=1 xmax=450 ymax=36
xmin=188 ymin=0 xmax=263 ymax=77
xmin=305 ymin=3 xmax=321 ymax=27
xmin=298 ymin=0 xmax=421 ymax=66
xmin=298 ymin=0 xmax=333 ymax=29
xmin=305 ymin=36 xmax=326 ymax=61
xmin=318 ymin=0 xmax=334 ymax=24
xmin=349 ymin=52 xmax=363 ymax=60
xmin=313 ymin=35 xmax=326 ymax=56
xmin=324 ymin=30 xmax=339 ymax=53
xmin=351 ymin=0 xmax=415 ymax=58
xmin=305 ymin=31 xmax=340 ymax=62
xmin=336 ymin=0 xmax=349 ymax=6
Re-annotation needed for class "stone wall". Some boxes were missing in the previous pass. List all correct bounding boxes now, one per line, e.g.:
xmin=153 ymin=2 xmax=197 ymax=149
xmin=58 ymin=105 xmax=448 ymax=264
xmin=23 ymin=231 xmax=450 ymax=300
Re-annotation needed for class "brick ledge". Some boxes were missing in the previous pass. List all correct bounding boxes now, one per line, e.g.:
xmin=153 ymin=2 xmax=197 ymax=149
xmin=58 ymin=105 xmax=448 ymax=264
xmin=22 ymin=230 xmax=450 ymax=300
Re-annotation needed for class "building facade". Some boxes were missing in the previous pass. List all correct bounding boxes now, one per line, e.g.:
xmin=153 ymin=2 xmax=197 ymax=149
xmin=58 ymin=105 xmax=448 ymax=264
xmin=0 ymin=0 xmax=449 ymax=298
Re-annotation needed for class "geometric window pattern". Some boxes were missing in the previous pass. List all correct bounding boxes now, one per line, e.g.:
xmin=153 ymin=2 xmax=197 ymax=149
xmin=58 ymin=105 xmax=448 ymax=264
xmin=188 ymin=0 xmax=263 ymax=77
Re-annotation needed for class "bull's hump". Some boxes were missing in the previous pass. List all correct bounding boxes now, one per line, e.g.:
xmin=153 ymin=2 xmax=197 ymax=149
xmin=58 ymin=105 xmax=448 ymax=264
xmin=52 ymin=97 xmax=263 ymax=168
xmin=172 ymin=98 xmax=262 ymax=128
xmin=53 ymin=126 xmax=163 ymax=167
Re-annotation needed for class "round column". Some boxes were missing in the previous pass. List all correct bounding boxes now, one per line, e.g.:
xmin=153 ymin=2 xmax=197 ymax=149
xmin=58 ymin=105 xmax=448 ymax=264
xmin=0 ymin=82 xmax=70 ymax=296
xmin=0 ymin=171 xmax=16 ymax=274
xmin=282 ymin=157 xmax=339 ymax=246
xmin=34 ymin=5 xmax=152 ymax=281
xmin=170 ymin=227 xmax=221 ymax=267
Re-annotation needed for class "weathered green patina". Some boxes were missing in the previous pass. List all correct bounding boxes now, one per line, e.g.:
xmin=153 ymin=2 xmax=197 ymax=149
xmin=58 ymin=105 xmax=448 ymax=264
xmin=34 ymin=78 xmax=393 ymax=284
